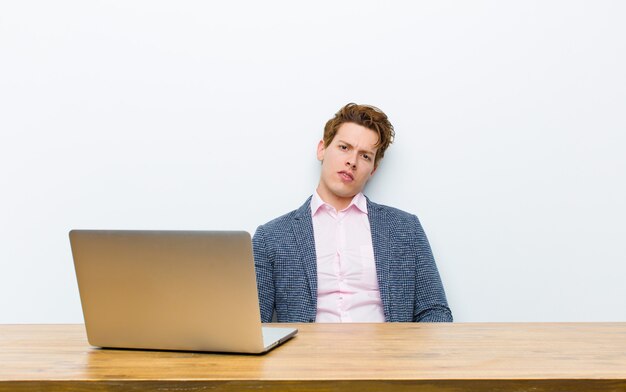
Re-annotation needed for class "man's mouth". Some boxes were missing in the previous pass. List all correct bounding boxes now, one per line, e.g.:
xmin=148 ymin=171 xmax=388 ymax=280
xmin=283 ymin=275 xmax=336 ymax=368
xmin=338 ymin=171 xmax=354 ymax=182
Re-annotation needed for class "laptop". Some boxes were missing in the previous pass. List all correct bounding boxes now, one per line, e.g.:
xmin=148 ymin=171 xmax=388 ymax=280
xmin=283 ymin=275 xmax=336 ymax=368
xmin=69 ymin=230 xmax=297 ymax=354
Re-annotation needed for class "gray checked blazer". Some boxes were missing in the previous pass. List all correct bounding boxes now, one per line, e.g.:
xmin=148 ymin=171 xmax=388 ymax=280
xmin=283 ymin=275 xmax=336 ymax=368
xmin=253 ymin=196 xmax=453 ymax=323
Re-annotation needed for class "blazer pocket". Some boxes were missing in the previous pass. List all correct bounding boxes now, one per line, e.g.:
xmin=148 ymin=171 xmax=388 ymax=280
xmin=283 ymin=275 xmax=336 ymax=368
xmin=390 ymin=243 xmax=417 ymax=261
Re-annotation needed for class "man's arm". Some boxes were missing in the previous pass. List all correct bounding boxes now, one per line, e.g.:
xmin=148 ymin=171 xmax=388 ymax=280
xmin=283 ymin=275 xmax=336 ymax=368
xmin=252 ymin=225 xmax=275 ymax=323
xmin=412 ymin=215 xmax=453 ymax=322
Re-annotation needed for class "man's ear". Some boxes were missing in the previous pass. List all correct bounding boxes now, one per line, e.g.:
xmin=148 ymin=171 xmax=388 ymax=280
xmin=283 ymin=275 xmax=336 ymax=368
xmin=316 ymin=140 xmax=325 ymax=161
xmin=370 ymin=164 xmax=378 ymax=176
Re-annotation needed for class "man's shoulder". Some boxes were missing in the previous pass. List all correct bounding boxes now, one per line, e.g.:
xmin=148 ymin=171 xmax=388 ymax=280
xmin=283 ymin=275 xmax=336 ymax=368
xmin=367 ymin=198 xmax=430 ymax=242
xmin=260 ymin=209 xmax=298 ymax=229
xmin=256 ymin=197 xmax=311 ymax=232
xmin=367 ymin=198 xmax=417 ymax=222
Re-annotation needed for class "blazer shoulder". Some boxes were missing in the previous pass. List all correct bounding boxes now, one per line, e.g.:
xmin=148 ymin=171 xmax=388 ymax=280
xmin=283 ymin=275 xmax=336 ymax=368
xmin=367 ymin=199 xmax=418 ymax=223
xmin=260 ymin=209 xmax=297 ymax=228
xmin=256 ymin=197 xmax=312 ymax=233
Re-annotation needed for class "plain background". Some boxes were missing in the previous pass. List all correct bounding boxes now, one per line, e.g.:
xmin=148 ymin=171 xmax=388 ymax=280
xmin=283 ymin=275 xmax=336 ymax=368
xmin=1 ymin=1 xmax=625 ymax=323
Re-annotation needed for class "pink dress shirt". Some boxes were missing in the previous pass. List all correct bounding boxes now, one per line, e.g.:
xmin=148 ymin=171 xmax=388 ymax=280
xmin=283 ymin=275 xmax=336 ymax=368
xmin=311 ymin=191 xmax=386 ymax=322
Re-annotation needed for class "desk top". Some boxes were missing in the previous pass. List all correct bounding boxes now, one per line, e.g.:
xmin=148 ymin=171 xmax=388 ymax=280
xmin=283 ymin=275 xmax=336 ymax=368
xmin=1 ymin=323 xmax=625 ymax=391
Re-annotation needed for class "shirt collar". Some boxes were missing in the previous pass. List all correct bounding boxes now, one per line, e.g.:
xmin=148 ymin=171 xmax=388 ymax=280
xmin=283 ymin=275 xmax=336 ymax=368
xmin=311 ymin=191 xmax=368 ymax=216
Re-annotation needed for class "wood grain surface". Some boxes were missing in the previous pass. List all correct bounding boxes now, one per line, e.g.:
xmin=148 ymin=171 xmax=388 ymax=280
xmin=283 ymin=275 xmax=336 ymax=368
xmin=1 ymin=323 xmax=625 ymax=391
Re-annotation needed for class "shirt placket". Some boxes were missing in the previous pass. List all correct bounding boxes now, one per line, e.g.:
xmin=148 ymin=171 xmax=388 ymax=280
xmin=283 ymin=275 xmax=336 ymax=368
xmin=336 ymin=211 xmax=351 ymax=322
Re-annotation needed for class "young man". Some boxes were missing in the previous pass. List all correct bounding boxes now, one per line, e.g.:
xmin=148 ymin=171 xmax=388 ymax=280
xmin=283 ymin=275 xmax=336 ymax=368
xmin=253 ymin=103 xmax=452 ymax=323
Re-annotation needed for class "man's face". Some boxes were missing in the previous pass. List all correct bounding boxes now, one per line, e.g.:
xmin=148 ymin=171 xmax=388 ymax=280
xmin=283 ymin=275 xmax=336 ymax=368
xmin=316 ymin=122 xmax=379 ymax=210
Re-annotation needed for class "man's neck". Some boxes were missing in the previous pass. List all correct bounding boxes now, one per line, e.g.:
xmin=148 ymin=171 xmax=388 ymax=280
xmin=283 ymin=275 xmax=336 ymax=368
xmin=315 ymin=187 xmax=354 ymax=211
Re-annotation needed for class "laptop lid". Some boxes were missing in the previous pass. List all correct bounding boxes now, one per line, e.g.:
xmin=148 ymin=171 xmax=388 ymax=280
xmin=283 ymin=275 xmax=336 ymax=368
xmin=69 ymin=230 xmax=296 ymax=354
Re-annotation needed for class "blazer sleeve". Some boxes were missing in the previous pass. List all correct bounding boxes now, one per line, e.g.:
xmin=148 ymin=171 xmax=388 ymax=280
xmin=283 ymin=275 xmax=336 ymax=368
xmin=412 ymin=215 xmax=453 ymax=322
xmin=252 ymin=225 xmax=275 ymax=323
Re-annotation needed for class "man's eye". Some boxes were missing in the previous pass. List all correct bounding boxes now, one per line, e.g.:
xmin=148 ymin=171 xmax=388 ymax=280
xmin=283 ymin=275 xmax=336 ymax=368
xmin=339 ymin=145 xmax=348 ymax=150
xmin=362 ymin=153 xmax=371 ymax=161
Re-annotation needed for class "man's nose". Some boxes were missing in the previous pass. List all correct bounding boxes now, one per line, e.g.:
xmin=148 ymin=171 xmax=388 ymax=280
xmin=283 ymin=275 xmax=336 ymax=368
xmin=346 ymin=152 xmax=358 ymax=169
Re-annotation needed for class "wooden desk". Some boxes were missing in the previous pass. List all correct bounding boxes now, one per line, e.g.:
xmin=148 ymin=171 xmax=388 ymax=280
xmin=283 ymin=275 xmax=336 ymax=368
xmin=1 ymin=323 xmax=625 ymax=391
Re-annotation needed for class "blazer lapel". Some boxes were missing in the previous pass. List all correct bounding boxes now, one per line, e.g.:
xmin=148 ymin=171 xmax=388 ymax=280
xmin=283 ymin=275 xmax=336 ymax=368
xmin=291 ymin=197 xmax=318 ymax=303
xmin=367 ymin=198 xmax=392 ymax=321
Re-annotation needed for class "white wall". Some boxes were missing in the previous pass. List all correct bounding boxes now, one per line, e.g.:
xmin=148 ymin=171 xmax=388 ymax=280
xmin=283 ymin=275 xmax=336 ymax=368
xmin=1 ymin=1 xmax=625 ymax=323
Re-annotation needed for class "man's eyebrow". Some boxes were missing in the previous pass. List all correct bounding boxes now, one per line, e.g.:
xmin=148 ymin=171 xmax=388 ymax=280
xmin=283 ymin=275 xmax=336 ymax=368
xmin=336 ymin=139 xmax=352 ymax=147
xmin=337 ymin=139 xmax=376 ymax=155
